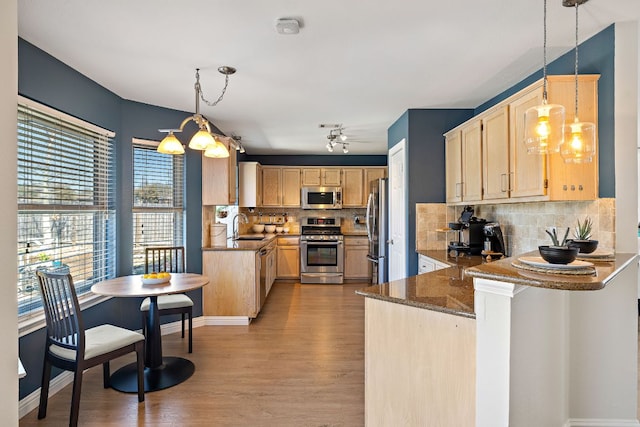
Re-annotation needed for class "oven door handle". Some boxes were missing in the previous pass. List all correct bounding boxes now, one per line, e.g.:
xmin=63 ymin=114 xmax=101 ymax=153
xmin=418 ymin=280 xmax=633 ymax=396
xmin=301 ymin=240 xmax=343 ymax=246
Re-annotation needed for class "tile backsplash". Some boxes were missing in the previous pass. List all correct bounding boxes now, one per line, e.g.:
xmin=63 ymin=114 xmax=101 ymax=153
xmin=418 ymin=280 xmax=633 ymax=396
xmin=416 ymin=199 xmax=616 ymax=256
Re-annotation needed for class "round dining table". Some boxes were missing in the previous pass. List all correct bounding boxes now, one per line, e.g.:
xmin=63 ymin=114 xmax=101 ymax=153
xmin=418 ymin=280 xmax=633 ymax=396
xmin=91 ymin=273 xmax=209 ymax=393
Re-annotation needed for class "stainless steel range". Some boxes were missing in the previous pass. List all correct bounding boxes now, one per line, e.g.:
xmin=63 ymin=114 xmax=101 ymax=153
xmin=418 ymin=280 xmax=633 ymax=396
xmin=300 ymin=217 xmax=344 ymax=284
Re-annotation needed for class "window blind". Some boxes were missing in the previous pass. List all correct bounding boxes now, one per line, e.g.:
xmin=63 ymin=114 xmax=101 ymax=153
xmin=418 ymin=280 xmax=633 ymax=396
xmin=132 ymin=141 xmax=184 ymax=274
xmin=17 ymin=98 xmax=116 ymax=317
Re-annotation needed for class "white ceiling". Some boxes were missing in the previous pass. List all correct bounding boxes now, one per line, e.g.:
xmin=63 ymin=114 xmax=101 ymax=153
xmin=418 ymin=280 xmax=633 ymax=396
xmin=17 ymin=1 xmax=640 ymax=155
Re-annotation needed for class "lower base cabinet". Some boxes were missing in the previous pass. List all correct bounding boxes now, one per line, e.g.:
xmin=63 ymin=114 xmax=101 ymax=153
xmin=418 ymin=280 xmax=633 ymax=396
xmin=276 ymin=236 xmax=300 ymax=279
xmin=418 ymin=254 xmax=450 ymax=274
xmin=202 ymin=250 xmax=260 ymax=317
xmin=344 ymin=236 xmax=371 ymax=280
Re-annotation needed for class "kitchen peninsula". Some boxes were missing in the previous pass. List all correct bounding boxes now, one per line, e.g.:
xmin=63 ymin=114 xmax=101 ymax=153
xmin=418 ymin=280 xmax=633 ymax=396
xmin=357 ymin=251 xmax=639 ymax=427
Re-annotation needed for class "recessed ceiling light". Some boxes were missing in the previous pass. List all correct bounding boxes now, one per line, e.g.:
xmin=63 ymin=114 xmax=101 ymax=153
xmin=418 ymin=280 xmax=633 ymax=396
xmin=276 ymin=18 xmax=300 ymax=35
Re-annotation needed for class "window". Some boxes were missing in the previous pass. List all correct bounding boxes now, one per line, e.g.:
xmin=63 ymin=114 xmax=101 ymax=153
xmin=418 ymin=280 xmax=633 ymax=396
xmin=17 ymin=97 xmax=116 ymax=317
xmin=132 ymin=139 xmax=184 ymax=274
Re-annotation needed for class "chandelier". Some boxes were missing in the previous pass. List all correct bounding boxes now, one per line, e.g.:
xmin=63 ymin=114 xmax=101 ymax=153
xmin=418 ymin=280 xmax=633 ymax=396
xmin=325 ymin=127 xmax=349 ymax=154
xmin=158 ymin=66 xmax=236 ymax=158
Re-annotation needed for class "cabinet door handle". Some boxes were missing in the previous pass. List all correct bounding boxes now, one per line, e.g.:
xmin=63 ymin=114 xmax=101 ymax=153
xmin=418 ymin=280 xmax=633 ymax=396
xmin=500 ymin=174 xmax=507 ymax=192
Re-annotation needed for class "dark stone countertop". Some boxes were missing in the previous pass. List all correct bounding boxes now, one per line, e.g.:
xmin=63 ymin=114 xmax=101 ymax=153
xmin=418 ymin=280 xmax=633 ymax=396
xmin=356 ymin=251 xmax=483 ymax=319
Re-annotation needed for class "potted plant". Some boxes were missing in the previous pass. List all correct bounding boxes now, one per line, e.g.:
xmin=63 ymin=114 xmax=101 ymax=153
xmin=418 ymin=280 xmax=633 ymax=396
xmin=567 ymin=216 xmax=598 ymax=254
xmin=539 ymin=227 xmax=578 ymax=264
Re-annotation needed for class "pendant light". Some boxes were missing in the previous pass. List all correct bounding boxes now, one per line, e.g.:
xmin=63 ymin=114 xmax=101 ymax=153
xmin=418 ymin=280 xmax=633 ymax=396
xmin=158 ymin=67 xmax=236 ymax=158
xmin=524 ymin=0 xmax=566 ymax=154
xmin=560 ymin=0 xmax=595 ymax=164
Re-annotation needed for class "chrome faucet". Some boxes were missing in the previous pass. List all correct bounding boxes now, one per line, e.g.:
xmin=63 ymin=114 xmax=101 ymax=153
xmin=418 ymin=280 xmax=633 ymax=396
xmin=232 ymin=212 xmax=248 ymax=240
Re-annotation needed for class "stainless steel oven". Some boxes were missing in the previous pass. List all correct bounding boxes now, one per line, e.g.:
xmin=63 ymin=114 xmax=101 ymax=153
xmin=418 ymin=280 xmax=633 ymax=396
xmin=300 ymin=217 xmax=344 ymax=284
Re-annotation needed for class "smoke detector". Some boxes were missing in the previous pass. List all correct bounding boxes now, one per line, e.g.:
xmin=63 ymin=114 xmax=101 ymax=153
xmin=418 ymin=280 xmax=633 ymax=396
xmin=276 ymin=18 xmax=300 ymax=35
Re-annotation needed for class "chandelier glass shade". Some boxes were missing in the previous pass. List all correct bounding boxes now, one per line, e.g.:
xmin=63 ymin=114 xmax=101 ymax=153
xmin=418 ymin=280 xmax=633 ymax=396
xmin=560 ymin=0 xmax=595 ymax=164
xmin=158 ymin=67 xmax=235 ymax=158
xmin=523 ymin=0 xmax=566 ymax=154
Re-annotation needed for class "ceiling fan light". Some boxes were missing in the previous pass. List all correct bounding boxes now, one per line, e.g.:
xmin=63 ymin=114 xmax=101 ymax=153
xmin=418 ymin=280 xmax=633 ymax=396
xmin=523 ymin=103 xmax=565 ymax=154
xmin=189 ymin=129 xmax=215 ymax=150
xmin=204 ymin=138 xmax=230 ymax=158
xmin=157 ymin=132 xmax=185 ymax=155
xmin=342 ymin=144 xmax=349 ymax=154
xmin=560 ymin=119 xmax=596 ymax=163
xmin=339 ymin=134 xmax=347 ymax=142
xmin=326 ymin=143 xmax=334 ymax=152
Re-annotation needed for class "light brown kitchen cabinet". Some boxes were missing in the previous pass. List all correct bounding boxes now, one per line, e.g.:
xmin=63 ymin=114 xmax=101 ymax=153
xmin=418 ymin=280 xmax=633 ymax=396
xmin=202 ymin=138 xmax=237 ymax=205
xmin=445 ymin=131 xmax=463 ymax=203
xmin=301 ymin=168 xmax=341 ymax=186
xmin=344 ymin=236 xmax=371 ymax=280
xmin=261 ymin=166 xmax=301 ymax=207
xmin=364 ymin=167 xmax=386 ymax=188
xmin=508 ymin=86 xmax=547 ymax=198
xmin=445 ymin=74 xmax=599 ymax=205
xmin=261 ymin=167 xmax=282 ymax=206
xmin=342 ymin=168 xmax=365 ymax=207
xmin=481 ymin=106 xmax=510 ymax=200
xmin=281 ymin=168 xmax=301 ymax=206
xmin=461 ymin=121 xmax=483 ymax=202
xmin=202 ymin=249 xmax=260 ymax=317
xmin=276 ymin=236 xmax=300 ymax=279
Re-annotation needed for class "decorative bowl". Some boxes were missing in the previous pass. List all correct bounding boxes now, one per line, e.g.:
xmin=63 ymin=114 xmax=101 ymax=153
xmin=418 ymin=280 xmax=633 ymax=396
xmin=252 ymin=224 xmax=265 ymax=233
xmin=141 ymin=273 xmax=171 ymax=285
xmin=538 ymin=245 xmax=579 ymax=265
xmin=264 ymin=224 xmax=276 ymax=233
xmin=567 ymin=239 xmax=599 ymax=254
xmin=275 ymin=226 xmax=284 ymax=233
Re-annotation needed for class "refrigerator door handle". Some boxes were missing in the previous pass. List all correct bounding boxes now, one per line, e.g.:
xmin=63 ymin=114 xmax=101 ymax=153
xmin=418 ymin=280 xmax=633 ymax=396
xmin=365 ymin=192 xmax=373 ymax=241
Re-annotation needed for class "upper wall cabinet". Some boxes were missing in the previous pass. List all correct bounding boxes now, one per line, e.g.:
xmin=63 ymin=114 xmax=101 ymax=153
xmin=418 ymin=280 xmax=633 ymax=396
xmin=239 ymin=161 xmax=262 ymax=208
xmin=202 ymin=138 xmax=237 ymax=205
xmin=261 ymin=166 xmax=301 ymax=207
xmin=342 ymin=168 xmax=364 ymax=207
xmin=445 ymin=74 xmax=599 ymax=205
xmin=301 ymin=168 xmax=342 ymax=186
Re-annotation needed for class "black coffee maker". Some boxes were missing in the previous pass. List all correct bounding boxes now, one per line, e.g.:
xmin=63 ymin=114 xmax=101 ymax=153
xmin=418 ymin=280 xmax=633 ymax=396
xmin=483 ymin=222 xmax=506 ymax=256
xmin=448 ymin=206 xmax=486 ymax=256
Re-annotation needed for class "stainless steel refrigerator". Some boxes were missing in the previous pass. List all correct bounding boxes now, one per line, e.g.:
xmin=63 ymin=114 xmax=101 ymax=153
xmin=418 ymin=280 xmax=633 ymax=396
xmin=366 ymin=178 xmax=388 ymax=284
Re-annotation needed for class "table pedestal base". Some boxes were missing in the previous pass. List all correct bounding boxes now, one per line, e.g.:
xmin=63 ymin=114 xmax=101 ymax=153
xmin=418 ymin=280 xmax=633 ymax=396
xmin=110 ymin=357 xmax=195 ymax=393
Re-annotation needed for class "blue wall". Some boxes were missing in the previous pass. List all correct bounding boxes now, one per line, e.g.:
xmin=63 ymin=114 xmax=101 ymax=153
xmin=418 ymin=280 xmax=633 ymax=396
xmin=388 ymin=109 xmax=474 ymax=277
xmin=17 ymin=39 xmax=205 ymax=398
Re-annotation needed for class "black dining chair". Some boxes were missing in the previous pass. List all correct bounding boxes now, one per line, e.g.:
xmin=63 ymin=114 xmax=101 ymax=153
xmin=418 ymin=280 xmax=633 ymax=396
xmin=140 ymin=246 xmax=194 ymax=353
xmin=36 ymin=270 xmax=145 ymax=427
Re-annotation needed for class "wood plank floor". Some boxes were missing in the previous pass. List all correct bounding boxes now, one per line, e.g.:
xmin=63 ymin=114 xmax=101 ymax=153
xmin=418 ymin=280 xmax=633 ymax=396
xmin=20 ymin=281 xmax=366 ymax=427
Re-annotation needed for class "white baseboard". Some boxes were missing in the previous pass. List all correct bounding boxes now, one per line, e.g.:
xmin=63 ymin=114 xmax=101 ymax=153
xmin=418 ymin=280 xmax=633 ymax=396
xmin=19 ymin=316 xmax=206 ymax=419
xmin=565 ymin=418 xmax=640 ymax=427
xmin=203 ymin=316 xmax=251 ymax=326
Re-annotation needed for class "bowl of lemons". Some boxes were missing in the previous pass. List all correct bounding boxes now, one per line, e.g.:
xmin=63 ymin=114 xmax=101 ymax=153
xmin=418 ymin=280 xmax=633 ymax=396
xmin=141 ymin=272 xmax=171 ymax=285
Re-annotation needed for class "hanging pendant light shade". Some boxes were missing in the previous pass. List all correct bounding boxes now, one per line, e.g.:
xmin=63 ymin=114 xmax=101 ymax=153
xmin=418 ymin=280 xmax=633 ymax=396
xmin=523 ymin=0 xmax=566 ymax=154
xmin=560 ymin=0 xmax=595 ymax=164
xmin=204 ymin=138 xmax=230 ymax=158
xmin=157 ymin=131 xmax=185 ymax=155
xmin=524 ymin=102 xmax=566 ymax=154
xmin=189 ymin=128 xmax=216 ymax=150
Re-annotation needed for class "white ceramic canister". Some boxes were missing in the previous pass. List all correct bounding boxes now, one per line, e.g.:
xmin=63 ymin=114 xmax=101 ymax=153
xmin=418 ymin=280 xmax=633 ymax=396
xmin=210 ymin=223 xmax=227 ymax=247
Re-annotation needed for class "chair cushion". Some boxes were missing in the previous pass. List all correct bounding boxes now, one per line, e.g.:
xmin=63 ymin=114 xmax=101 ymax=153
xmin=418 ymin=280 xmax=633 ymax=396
xmin=49 ymin=324 xmax=144 ymax=361
xmin=140 ymin=294 xmax=193 ymax=311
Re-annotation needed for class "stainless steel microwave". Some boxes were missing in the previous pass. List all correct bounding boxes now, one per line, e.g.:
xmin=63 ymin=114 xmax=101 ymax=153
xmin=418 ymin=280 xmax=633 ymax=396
xmin=301 ymin=186 xmax=342 ymax=209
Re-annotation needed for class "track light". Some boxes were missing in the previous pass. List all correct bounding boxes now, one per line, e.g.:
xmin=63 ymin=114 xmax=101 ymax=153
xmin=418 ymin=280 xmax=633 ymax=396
xmin=324 ymin=126 xmax=350 ymax=154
